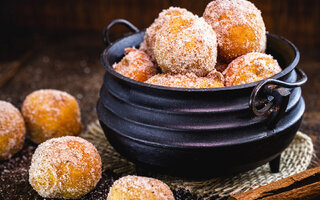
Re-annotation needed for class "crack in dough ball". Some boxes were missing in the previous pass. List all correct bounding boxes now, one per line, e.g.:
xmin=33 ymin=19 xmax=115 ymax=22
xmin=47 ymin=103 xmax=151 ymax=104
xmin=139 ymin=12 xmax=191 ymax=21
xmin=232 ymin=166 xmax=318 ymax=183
xmin=0 ymin=101 xmax=26 ymax=160
xmin=141 ymin=7 xmax=195 ymax=61
xmin=29 ymin=136 xmax=102 ymax=199
xmin=223 ymin=52 xmax=282 ymax=86
xmin=145 ymin=71 xmax=224 ymax=88
xmin=107 ymin=175 xmax=175 ymax=200
xmin=113 ymin=48 xmax=158 ymax=82
xmin=22 ymin=89 xmax=82 ymax=144
xmin=203 ymin=0 xmax=266 ymax=62
xmin=154 ymin=16 xmax=218 ymax=76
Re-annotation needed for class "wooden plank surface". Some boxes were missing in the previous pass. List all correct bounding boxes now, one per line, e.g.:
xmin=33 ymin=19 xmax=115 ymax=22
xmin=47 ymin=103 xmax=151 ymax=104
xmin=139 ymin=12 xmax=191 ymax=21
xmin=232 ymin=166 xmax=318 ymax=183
xmin=1 ymin=0 xmax=319 ymax=48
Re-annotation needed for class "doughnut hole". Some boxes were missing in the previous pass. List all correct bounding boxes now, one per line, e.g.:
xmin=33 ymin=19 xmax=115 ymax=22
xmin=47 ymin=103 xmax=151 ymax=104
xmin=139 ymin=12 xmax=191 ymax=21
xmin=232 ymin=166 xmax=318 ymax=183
xmin=29 ymin=136 xmax=102 ymax=199
xmin=154 ymin=16 xmax=217 ymax=76
xmin=223 ymin=52 xmax=282 ymax=86
xmin=22 ymin=89 xmax=82 ymax=144
xmin=203 ymin=0 xmax=266 ymax=62
xmin=113 ymin=48 xmax=158 ymax=82
xmin=107 ymin=175 xmax=174 ymax=200
xmin=0 ymin=101 xmax=26 ymax=160
xmin=141 ymin=7 xmax=195 ymax=61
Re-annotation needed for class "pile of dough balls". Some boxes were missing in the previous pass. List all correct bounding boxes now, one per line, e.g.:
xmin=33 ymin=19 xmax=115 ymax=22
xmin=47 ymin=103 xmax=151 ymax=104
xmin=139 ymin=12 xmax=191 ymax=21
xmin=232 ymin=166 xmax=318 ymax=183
xmin=22 ymin=89 xmax=82 ymax=144
xmin=29 ymin=136 xmax=102 ymax=199
xmin=113 ymin=0 xmax=282 ymax=88
xmin=1 ymin=89 xmax=105 ymax=198
xmin=0 ymin=101 xmax=26 ymax=160
xmin=107 ymin=175 xmax=175 ymax=200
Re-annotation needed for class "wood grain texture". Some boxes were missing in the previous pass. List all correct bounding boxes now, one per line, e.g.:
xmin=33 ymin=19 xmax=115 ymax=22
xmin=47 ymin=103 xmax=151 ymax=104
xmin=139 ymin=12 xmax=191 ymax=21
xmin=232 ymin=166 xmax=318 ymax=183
xmin=1 ymin=0 xmax=319 ymax=49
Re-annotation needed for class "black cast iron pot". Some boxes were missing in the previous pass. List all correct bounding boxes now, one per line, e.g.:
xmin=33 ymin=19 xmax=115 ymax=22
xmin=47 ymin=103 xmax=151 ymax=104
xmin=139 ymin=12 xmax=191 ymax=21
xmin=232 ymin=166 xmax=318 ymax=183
xmin=97 ymin=19 xmax=307 ymax=178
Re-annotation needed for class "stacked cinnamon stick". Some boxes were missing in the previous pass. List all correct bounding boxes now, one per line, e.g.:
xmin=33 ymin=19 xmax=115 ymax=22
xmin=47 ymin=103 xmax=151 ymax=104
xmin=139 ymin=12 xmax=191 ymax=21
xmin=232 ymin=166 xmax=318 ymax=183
xmin=229 ymin=167 xmax=320 ymax=200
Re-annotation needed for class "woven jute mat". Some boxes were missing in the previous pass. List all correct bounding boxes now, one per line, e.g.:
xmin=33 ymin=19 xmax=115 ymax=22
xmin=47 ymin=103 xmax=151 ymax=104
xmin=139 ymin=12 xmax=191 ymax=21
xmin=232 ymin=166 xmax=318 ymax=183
xmin=82 ymin=121 xmax=314 ymax=200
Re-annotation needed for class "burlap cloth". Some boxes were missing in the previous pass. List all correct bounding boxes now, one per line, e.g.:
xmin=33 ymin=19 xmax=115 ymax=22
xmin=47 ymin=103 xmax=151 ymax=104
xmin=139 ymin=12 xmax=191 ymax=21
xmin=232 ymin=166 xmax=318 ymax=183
xmin=82 ymin=121 xmax=314 ymax=200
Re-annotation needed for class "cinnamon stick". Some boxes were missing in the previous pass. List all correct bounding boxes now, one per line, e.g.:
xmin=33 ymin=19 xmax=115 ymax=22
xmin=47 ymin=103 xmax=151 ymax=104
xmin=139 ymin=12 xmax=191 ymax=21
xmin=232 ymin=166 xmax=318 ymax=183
xmin=229 ymin=167 xmax=320 ymax=200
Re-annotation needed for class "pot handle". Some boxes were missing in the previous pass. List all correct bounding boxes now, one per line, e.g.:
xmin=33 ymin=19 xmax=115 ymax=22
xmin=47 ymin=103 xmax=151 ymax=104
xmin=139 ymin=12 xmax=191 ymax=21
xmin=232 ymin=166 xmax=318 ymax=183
xmin=103 ymin=19 xmax=139 ymax=46
xmin=249 ymin=68 xmax=307 ymax=128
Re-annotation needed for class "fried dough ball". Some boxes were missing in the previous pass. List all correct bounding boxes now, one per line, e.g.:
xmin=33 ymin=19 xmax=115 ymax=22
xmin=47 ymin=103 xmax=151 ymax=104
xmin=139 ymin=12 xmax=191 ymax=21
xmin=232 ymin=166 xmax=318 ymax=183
xmin=223 ymin=52 xmax=282 ymax=86
xmin=203 ymin=0 xmax=266 ymax=62
xmin=154 ymin=16 xmax=218 ymax=76
xmin=0 ymin=101 xmax=26 ymax=160
xmin=146 ymin=71 xmax=224 ymax=88
xmin=107 ymin=175 xmax=175 ymax=200
xmin=22 ymin=89 xmax=82 ymax=144
xmin=141 ymin=7 xmax=195 ymax=61
xmin=29 ymin=136 xmax=102 ymax=199
xmin=113 ymin=48 xmax=158 ymax=82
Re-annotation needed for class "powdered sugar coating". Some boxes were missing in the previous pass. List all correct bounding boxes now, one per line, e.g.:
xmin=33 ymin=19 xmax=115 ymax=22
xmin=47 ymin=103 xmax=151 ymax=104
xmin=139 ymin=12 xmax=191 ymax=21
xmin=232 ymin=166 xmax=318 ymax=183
xmin=146 ymin=71 xmax=224 ymax=88
xmin=0 ymin=101 xmax=26 ymax=160
xmin=223 ymin=52 xmax=282 ymax=86
xmin=155 ymin=16 xmax=218 ymax=76
xmin=29 ymin=136 xmax=102 ymax=199
xmin=113 ymin=48 xmax=158 ymax=82
xmin=141 ymin=7 xmax=195 ymax=61
xmin=22 ymin=89 xmax=82 ymax=144
xmin=203 ymin=0 xmax=266 ymax=62
xmin=107 ymin=175 xmax=174 ymax=200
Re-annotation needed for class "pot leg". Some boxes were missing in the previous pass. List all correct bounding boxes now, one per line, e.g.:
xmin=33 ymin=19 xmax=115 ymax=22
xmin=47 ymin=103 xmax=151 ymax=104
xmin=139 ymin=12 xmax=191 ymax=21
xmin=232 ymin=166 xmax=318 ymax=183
xmin=269 ymin=154 xmax=281 ymax=173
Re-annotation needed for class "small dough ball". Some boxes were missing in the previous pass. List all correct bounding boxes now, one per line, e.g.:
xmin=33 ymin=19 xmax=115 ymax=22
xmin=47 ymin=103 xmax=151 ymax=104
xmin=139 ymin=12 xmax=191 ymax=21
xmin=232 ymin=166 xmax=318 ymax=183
xmin=155 ymin=16 xmax=218 ymax=76
xmin=113 ymin=48 xmax=158 ymax=82
xmin=223 ymin=52 xmax=282 ymax=86
xmin=141 ymin=7 xmax=195 ymax=61
xmin=0 ymin=101 xmax=26 ymax=160
xmin=22 ymin=89 xmax=82 ymax=144
xmin=203 ymin=0 xmax=266 ymax=62
xmin=29 ymin=136 xmax=102 ymax=199
xmin=146 ymin=71 xmax=224 ymax=88
xmin=107 ymin=175 xmax=175 ymax=200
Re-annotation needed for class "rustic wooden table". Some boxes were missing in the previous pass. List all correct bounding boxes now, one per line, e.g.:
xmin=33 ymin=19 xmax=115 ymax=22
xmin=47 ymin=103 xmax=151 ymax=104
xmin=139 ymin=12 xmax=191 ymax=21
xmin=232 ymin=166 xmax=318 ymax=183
xmin=0 ymin=31 xmax=319 ymax=199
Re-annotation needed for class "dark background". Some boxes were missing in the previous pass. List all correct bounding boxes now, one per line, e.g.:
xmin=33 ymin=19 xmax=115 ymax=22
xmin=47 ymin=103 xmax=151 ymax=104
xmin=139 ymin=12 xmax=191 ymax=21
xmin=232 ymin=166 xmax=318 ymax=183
xmin=0 ymin=1 xmax=319 ymax=199
xmin=1 ymin=0 xmax=319 ymax=60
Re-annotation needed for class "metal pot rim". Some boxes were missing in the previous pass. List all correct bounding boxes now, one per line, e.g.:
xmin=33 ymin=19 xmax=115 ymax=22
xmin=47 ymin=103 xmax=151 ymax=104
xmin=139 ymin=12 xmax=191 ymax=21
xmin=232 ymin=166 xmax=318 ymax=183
xmin=101 ymin=32 xmax=300 ymax=92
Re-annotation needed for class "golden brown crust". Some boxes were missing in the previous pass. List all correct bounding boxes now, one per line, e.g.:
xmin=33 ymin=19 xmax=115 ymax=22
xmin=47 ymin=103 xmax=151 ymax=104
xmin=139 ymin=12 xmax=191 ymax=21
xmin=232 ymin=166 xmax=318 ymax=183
xmin=154 ymin=16 xmax=218 ymax=76
xmin=141 ymin=7 xmax=195 ymax=61
xmin=113 ymin=48 xmax=158 ymax=82
xmin=22 ymin=89 xmax=82 ymax=144
xmin=146 ymin=71 xmax=224 ymax=88
xmin=203 ymin=0 xmax=266 ymax=62
xmin=223 ymin=52 xmax=282 ymax=86
xmin=107 ymin=175 xmax=175 ymax=200
xmin=29 ymin=136 xmax=102 ymax=199
xmin=0 ymin=101 xmax=26 ymax=160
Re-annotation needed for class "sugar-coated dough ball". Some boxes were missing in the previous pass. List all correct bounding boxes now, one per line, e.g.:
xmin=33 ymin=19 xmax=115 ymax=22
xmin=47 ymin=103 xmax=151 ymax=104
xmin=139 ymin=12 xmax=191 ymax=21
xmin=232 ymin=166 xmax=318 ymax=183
xmin=203 ymin=0 xmax=266 ymax=62
xmin=223 ymin=52 xmax=282 ymax=86
xmin=0 ymin=101 xmax=26 ymax=160
xmin=155 ymin=16 xmax=218 ymax=76
xmin=29 ymin=136 xmax=102 ymax=199
xmin=141 ymin=7 xmax=195 ymax=61
xmin=146 ymin=71 xmax=224 ymax=88
xmin=107 ymin=175 xmax=175 ymax=200
xmin=113 ymin=48 xmax=158 ymax=82
xmin=22 ymin=89 xmax=82 ymax=144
